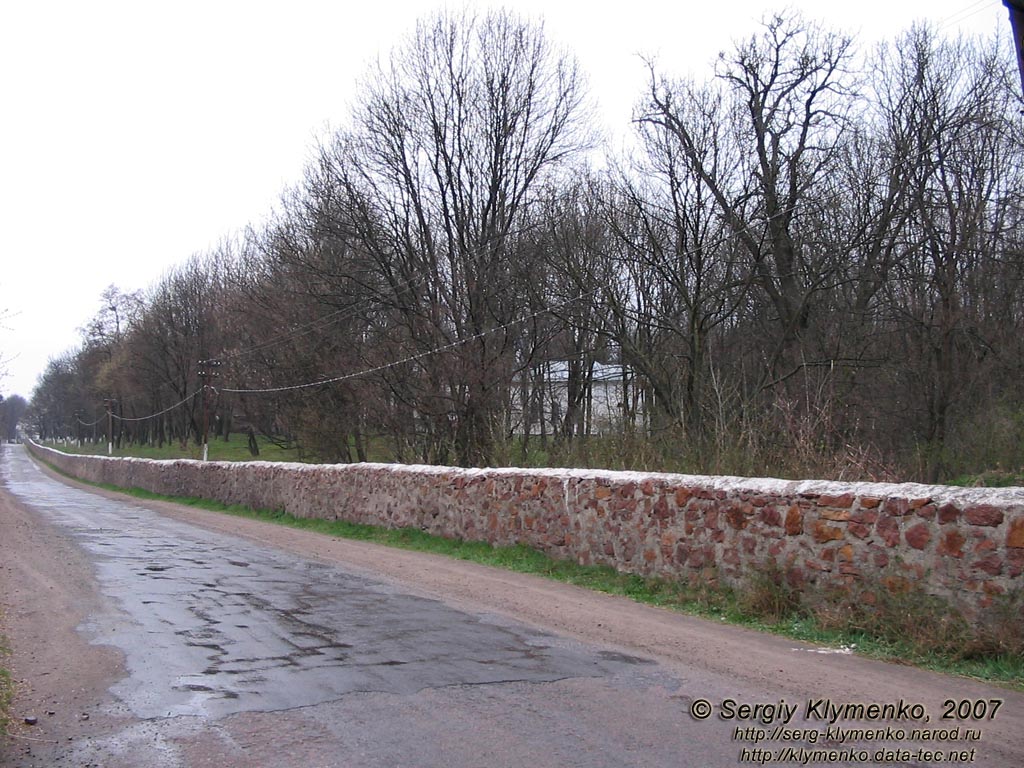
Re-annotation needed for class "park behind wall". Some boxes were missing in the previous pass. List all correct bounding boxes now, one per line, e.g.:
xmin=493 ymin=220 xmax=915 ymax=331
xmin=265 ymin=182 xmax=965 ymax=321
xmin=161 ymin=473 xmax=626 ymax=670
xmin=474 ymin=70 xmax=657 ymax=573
xmin=26 ymin=440 xmax=1024 ymax=617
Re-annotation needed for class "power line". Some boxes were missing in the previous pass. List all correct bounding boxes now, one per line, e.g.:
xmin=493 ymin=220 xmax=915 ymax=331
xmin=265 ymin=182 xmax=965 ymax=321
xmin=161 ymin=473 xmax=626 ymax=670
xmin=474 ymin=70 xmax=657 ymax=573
xmin=939 ymin=0 xmax=999 ymax=30
xmin=219 ymin=294 xmax=595 ymax=395
xmin=109 ymin=391 xmax=200 ymax=423
xmin=75 ymin=414 xmax=106 ymax=428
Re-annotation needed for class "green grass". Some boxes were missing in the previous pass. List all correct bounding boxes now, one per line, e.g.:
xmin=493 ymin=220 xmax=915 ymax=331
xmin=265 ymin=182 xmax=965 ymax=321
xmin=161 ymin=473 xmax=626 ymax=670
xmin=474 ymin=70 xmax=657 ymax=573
xmin=947 ymin=469 xmax=1024 ymax=488
xmin=32 ymin=454 xmax=1024 ymax=690
xmin=43 ymin=434 xmax=402 ymax=464
xmin=43 ymin=437 xmax=305 ymax=463
xmin=0 ymin=631 xmax=12 ymax=735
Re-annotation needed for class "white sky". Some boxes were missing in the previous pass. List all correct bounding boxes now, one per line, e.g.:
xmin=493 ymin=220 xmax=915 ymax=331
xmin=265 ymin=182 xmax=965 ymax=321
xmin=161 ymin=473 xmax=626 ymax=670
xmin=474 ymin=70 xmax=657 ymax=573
xmin=0 ymin=0 xmax=1010 ymax=400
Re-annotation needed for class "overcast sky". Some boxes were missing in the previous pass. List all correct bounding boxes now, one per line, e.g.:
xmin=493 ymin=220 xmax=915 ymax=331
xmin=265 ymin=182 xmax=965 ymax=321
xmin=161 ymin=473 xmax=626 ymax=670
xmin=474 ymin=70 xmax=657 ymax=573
xmin=0 ymin=0 xmax=1010 ymax=400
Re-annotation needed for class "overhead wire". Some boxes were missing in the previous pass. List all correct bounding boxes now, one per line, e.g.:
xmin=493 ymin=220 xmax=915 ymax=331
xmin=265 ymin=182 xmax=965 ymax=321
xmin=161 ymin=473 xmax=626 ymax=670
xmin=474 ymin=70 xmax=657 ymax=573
xmin=73 ymin=391 xmax=201 ymax=428
xmin=219 ymin=282 xmax=611 ymax=395
xmin=938 ymin=0 xmax=1000 ymax=31
xmin=110 ymin=391 xmax=201 ymax=422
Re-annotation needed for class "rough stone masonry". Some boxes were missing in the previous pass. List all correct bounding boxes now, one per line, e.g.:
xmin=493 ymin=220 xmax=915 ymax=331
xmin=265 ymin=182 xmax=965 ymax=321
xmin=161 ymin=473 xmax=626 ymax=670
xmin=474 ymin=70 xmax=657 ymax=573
xmin=26 ymin=441 xmax=1024 ymax=616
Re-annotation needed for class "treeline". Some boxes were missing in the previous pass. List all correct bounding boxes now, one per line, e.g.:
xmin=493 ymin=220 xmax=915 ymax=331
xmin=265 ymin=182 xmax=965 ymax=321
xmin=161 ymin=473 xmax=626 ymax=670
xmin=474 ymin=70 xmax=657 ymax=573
xmin=30 ymin=9 xmax=1024 ymax=483
xmin=0 ymin=395 xmax=27 ymax=441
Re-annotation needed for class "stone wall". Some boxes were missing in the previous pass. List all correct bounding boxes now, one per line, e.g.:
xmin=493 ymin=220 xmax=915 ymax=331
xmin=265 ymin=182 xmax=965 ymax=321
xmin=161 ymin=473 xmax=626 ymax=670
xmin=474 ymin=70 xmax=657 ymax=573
xmin=27 ymin=441 xmax=1024 ymax=614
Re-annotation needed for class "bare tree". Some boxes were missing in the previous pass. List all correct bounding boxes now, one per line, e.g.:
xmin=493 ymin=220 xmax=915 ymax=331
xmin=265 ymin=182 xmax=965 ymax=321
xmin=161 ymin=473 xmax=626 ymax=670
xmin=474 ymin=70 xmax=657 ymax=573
xmin=639 ymin=12 xmax=857 ymax=389
xmin=327 ymin=8 xmax=591 ymax=465
xmin=872 ymin=26 xmax=1024 ymax=480
xmin=601 ymin=80 xmax=748 ymax=439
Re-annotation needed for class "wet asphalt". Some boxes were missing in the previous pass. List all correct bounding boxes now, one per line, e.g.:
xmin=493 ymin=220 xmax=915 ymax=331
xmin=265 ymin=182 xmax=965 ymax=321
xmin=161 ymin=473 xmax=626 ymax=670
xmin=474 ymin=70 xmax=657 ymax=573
xmin=0 ymin=447 xmax=756 ymax=767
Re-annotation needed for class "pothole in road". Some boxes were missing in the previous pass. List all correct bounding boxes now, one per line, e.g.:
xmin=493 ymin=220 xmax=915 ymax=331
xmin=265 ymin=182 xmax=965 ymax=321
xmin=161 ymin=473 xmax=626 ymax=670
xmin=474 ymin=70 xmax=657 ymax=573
xmin=596 ymin=650 xmax=655 ymax=665
xmin=174 ymin=683 xmax=240 ymax=699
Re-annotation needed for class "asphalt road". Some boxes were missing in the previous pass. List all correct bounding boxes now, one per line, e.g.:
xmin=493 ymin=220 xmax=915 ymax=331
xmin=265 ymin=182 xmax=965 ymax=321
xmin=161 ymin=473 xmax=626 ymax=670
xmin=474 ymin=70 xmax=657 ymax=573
xmin=1 ymin=444 xmax=1022 ymax=767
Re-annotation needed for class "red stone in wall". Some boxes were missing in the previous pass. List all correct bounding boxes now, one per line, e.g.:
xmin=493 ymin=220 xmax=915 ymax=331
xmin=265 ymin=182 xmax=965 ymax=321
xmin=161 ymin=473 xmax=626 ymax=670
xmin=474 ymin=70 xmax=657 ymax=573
xmin=818 ymin=508 xmax=851 ymax=522
xmin=759 ymin=506 xmax=782 ymax=527
xmin=938 ymin=503 xmax=960 ymax=524
xmin=973 ymin=554 xmax=1004 ymax=576
xmin=875 ymin=516 xmax=900 ymax=547
xmin=905 ymin=522 xmax=931 ymax=550
xmin=813 ymin=521 xmax=845 ymax=543
xmin=817 ymin=493 xmax=854 ymax=508
xmin=938 ymin=529 xmax=966 ymax=558
xmin=1007 ymin=548 xmax=1024 ymax=578
xmin=884 ymin=498 xmax=911 ymax=516
xmin=1006 ymin=517 xmax=1024 ymax=548
xmin=785 ymin=506 xmax=803 ymax=535
xmin=964 ymin=505 xmax=1004 ymax=527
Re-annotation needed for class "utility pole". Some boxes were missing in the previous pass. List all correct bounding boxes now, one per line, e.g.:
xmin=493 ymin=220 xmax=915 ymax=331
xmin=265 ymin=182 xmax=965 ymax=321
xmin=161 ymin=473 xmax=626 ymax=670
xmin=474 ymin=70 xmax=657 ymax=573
xmin=197 ymin=359 xmax=221 ymax=461
xmin=102 ymin=398 xmax=116 ymax=455
xmin=73 ymin=410 xmax=82 ymax=448
xmin=1007 ymin=0 xmax=1024 ymax=97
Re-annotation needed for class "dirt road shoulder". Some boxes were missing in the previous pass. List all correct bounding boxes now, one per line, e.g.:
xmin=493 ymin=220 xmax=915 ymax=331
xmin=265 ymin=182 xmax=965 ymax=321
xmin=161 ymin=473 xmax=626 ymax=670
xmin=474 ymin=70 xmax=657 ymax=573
xmin=0 ymin=481 xmax=132 ymax=766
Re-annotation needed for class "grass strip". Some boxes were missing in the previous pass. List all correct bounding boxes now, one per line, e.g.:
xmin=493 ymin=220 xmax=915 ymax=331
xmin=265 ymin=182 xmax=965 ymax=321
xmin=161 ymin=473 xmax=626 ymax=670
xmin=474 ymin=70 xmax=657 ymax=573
xmin=0 ymin=629 xmax=13 ymax=735
xmin=41 ymin=439 xmax=304 ymax=464
xmin=32 ymin=454 xmax=1024 ymax=690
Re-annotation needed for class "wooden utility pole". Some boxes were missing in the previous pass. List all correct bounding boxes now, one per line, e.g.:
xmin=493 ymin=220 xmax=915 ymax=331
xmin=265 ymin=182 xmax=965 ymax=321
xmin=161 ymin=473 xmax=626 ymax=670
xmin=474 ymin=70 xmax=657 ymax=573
xmin=102 ymin=398 xmax=116 ymax=455
xmin=197 ymin=359 xmax=221 ymax=461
